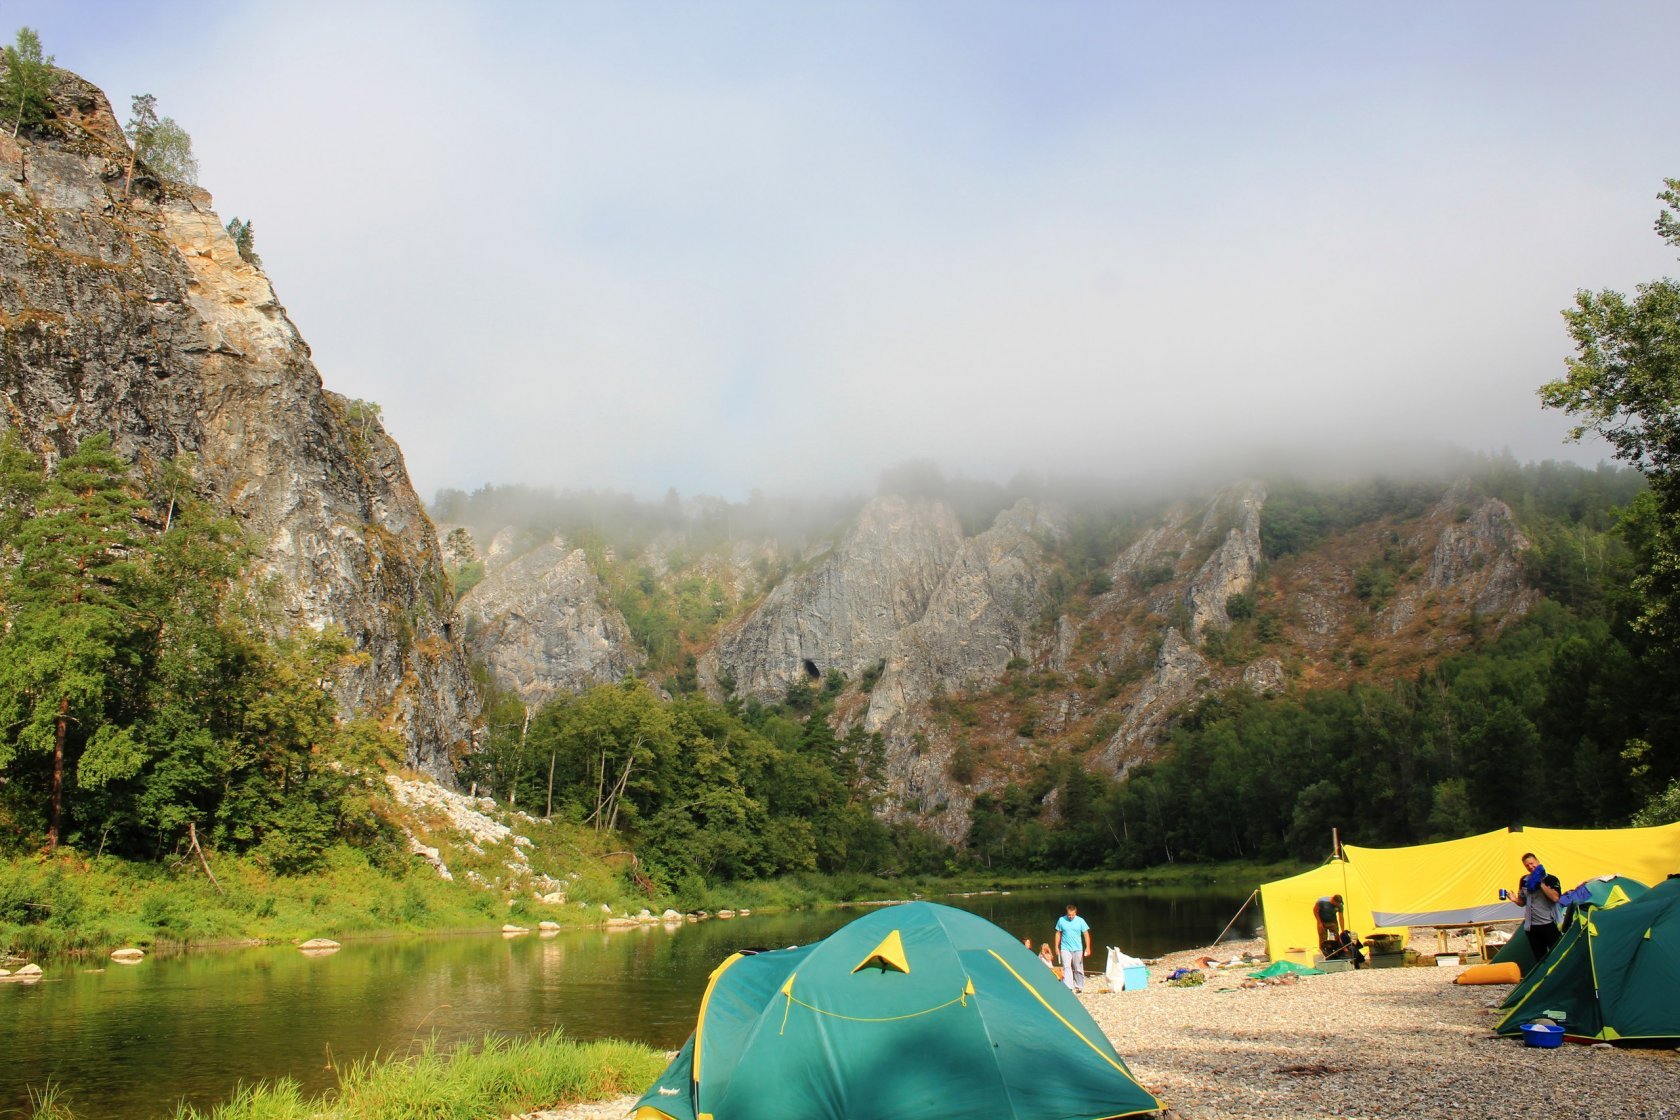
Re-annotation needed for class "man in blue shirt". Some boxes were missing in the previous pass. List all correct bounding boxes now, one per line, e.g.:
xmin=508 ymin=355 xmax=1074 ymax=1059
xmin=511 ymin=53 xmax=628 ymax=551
xmin=1054 ymin=903 xmax=1091 ymax=993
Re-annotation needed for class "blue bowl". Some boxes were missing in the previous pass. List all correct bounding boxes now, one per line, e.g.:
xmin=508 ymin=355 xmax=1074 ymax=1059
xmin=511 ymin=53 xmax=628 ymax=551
xmin=1520 ymin=1021 xmax=1564 ymax=1049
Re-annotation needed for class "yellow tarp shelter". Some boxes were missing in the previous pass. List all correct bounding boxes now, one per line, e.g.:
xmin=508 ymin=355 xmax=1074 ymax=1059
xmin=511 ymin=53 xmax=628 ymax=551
xmin=1260 ymin=822 xmax=1680 ymax=963
xmin=1259 ymin=857 xmax=1406 ymax=964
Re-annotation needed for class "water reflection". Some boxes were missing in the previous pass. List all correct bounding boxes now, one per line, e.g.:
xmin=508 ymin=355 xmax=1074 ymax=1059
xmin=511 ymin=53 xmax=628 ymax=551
xmin=0 ymin=886 xmax=1254 ymax=1119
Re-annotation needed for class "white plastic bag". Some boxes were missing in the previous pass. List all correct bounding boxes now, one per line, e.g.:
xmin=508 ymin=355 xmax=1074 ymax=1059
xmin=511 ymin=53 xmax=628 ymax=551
xmin=1105 ymin=946 xmax=1145 ymax=989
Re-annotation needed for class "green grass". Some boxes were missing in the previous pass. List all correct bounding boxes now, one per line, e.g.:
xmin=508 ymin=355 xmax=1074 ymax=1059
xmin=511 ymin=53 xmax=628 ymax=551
xmin=22 ymin=1031 xmax=665 ymax=1120
xmin=26 ymin=1082 xmax=75 ymax=1120
xmin=0 ymin=844 xmax=627 ymax=959
xmin=172 ymin=1032 xmax=664 ymax=1120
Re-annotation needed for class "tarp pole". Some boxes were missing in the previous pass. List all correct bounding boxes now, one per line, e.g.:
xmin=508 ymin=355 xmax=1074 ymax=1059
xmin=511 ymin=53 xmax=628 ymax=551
xmin=1336 ymin=828 xmax=1351 ymax=941
xmin=1212 ymin=888 xmax=1259 ymax=946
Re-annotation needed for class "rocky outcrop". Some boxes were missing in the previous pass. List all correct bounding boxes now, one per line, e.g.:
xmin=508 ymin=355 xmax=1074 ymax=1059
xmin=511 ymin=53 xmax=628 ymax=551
xmin=704 ymin=495 xmax=965 ymax=701
xmin=0 ymin=70 xmax=474 ymax=780
xmin=866 ymin=500 xmax=1067 ymax=739
xmin=458 ymin=537 xmax=643 ymax=706
xmin=1380 ymin=485 xmax=1535 ymax=635
xmin=1082 ymin=484 xmax=1267 ymax=772
xmin=1097 ymin=628 xmax=1211 ymax=775
xmin=1242 ymin=656 xmax=1286 ymax=696
xmin=1184 ymin=484 xmax=1266 ymax=638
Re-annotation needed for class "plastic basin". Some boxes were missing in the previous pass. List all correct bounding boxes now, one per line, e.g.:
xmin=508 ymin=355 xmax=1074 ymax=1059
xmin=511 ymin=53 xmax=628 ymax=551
xmin=1520 ymin=1021 xmax=1564 ymax=1049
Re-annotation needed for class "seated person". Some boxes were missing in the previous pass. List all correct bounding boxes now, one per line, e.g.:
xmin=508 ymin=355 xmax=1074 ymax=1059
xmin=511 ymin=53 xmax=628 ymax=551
xmin=1321 ymin=930 xmax=1367 ymax=968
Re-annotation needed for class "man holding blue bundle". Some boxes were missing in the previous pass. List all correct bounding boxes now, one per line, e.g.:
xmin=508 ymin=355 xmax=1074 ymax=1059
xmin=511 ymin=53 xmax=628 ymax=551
xmin=1516 ymin=852 xmax=1563 ymax=960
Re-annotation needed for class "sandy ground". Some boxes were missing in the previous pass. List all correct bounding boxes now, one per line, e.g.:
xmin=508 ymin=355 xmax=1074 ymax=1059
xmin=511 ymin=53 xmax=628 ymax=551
xmin=515 ymin=937 xmax=1680 ymax=1120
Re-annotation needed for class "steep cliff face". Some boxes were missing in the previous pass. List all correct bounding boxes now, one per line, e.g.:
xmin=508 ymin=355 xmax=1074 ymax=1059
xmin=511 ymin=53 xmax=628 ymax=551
xmin=866 ymin=500 xmax=1067 ymax=731
xmin=1086 ymin=483 xmax=1265 ymax=773
xmin=698 ymin=477 xmax=1535 ymax=840
xmin=702 ymin=495 xmax=965 ymax=702
xmin=1379 ymin=483 xmax=1535 ymax=636
xmin=697 ymin=496 xmax=1066 ymax=842
xmin=0 ymin=72 xmax=475 ymax=780
xmin=458 ymin=537 xmax=643 ymax=706
xmin=863 ymin=499 xmax=1068 ymax=838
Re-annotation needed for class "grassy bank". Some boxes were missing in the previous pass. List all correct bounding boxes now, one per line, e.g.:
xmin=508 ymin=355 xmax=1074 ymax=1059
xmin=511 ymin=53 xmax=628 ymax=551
xmin=0 ymin=845 xmax=623 ymax=959
xmin=25 ymin=1031 xmax=665 ymax=1120
xmin=2 ymin=843 xmax=1300 ymax=960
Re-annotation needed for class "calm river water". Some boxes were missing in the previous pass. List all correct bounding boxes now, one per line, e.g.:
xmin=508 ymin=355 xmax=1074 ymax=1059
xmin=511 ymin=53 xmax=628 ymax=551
xmin=0 ymin=885 xmax=1256 ymax=1119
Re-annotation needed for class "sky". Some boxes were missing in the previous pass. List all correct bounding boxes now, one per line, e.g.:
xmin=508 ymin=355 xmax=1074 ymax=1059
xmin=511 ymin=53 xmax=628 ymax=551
xmin=7 ymin=1 xmax=1679 ymax=502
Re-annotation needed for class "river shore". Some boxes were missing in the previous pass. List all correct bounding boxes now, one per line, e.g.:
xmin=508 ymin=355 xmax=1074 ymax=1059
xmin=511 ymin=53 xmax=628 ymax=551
xmin=520 ymin=936 xmax=1680 ymax=1120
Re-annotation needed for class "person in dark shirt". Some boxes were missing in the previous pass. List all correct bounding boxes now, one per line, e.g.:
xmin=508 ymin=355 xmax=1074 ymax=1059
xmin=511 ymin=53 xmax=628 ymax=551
xmin=1313 ymin=894 xmax=1365 ymax=967
xmin=1516 ymin=852 xmax=1563 ymax=960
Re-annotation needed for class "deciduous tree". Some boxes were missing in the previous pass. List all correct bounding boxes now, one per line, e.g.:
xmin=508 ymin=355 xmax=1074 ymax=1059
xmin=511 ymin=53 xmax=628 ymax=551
xmin=1541 ymin=179 xmax=1680 ymax=639
xmin=124 ymin=91 xmax=197 ymax=186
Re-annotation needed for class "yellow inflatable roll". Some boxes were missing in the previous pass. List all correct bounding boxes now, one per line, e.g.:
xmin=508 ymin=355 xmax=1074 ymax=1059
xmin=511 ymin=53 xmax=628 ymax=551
xmin=1454 ymin=962 xmax=1521 ymax=985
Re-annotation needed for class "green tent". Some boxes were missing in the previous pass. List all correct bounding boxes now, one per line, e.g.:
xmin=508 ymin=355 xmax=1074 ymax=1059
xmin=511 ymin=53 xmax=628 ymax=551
xmin=633 ymin=901 xmax=1162 ymax=1120
xmin=1496 ymin=876 xmax=1680 ymax=1043
xmin=1490 ymin=874 xmax=1648 ymax=977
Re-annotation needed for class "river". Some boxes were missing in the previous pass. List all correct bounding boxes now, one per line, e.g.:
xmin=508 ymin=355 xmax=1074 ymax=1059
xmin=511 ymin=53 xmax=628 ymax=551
xmin=0 ymin=885 xmax=1257 ymax=1119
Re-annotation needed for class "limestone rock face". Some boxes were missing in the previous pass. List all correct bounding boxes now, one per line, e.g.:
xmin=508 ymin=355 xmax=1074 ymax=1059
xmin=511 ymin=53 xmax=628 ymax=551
xmin=1084 ymin=483 xmax=1267 ymax=770
xmin=1184 ymin=483 xmax=1266 ymax=638
xmin=458 ymin=538 xmax=644 ymax=706
xmin=866 ymin=500 xmax=1067 ymax=739
xmin=703 ymin=495 xmax=965 ymax=702
xmin=1097 ymin=628 xmax=1210 ymax=775
xmin=0 ymin=71 xmax=475 ymax=780
xmin=1380 ymin=485 xmax=1536 ymax=635
xmin=1242 ymin=656 xmax=1286 ymax=696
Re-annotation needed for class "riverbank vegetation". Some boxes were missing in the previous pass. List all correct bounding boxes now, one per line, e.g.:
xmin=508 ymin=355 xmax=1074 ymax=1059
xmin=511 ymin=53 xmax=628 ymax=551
xmin=25 ymin=1031 xmax=664 ymax=1120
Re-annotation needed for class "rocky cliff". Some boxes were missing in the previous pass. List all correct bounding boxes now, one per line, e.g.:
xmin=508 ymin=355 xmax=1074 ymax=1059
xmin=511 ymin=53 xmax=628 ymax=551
xmin=712 ymin=478 xmax=1532 ymax=839
xmin=451 ymin=474 xmax=1539 ymax=842
xmin=0 ymin=70 xmax=475 ymax=780
xmin=701 ymin=495 xmax=966 ymax=701
xmin=458 ymin=537 xmax=643 ymax=707
xmin=695 ymin=496 xmax=1068 ymax=840
xmin=1090 ymin=482 xmax=1267 ymax=774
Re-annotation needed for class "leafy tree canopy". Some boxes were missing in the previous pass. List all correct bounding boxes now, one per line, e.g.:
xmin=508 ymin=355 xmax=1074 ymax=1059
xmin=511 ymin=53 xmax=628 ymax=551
xmin=1541 ymin=179 xmax=1680 ymax=640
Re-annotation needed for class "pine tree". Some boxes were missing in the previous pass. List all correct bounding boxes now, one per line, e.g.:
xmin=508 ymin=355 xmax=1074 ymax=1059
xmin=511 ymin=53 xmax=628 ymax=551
xmin=224 ymin=217 xmax=261 ymax=266
xmin=0 ymin=27 xmax=55 ymax=138
xmin=0 ymin=434 xmax=147 ymax=849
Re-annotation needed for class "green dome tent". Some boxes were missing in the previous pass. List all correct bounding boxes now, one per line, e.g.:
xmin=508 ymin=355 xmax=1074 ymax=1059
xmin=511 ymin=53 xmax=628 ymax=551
xmin=1489 ymin=874 xmax=1648 ymax=977
xmin=633 ymin=901 xmax=1162 ymax=1120
xmin=1496 ymin=876 xmax=1680 ymax=1043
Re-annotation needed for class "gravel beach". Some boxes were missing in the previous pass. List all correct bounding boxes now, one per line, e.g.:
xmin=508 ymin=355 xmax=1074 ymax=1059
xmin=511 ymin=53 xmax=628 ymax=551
xmin=516 ymin=936 xmax=1680 ymax=1120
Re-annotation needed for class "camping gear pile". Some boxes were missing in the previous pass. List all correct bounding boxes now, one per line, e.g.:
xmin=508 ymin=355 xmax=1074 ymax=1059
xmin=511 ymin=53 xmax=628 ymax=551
xmin=633 ymin=901 xmax=1162 ymax=1120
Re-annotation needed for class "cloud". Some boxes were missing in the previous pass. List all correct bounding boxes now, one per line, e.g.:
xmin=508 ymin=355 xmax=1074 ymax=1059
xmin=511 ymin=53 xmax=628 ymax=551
xmin=13 ymin=1 xmax=1680 ymax=500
